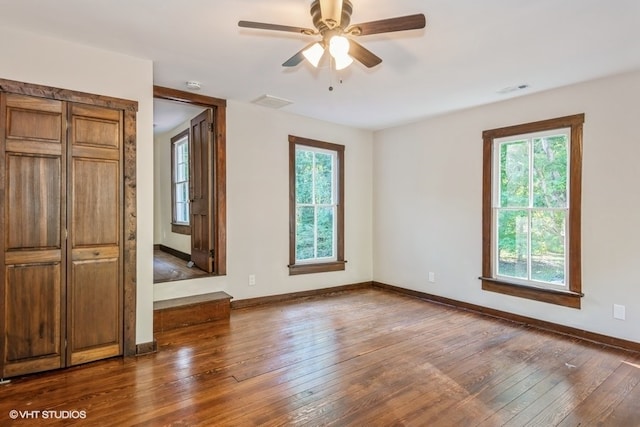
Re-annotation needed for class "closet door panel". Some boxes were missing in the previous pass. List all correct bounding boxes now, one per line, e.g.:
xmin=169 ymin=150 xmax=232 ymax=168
xmin=1 ymin=93 xmax=65 ymax=378
xmin=5 ymin=94 xmax=62 ymax=143
xmin=69 ymin=258 xmax=120 ymax=365
xmin=6 ymin=154 xmax=61 ymax=249
xmin=67 ymin=103 xmax=123 ymax=365
xmin=71 ymin=158 xmax=119 ymax=246
xmin=3 ymin=264 xmax=62 ymax=376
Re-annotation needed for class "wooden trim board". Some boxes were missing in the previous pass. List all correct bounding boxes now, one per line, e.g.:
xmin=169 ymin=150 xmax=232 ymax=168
xmin=154 ymin=291 xmax=232 ymax=332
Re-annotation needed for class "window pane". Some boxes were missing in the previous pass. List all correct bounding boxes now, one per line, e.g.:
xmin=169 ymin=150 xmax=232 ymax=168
xmin=499 ymin=141 xmax=529 ymax=207
xmin=533 ymin=135 xmax=568 ymax=208
xmin=176 ymin=162 xmax=188 ymax=183
xmin=316 ymin=206 xmax=334 ymax=258
xmin=176 ymin=144 xmax=183 ymax=164
xmin=296 ymin=206 xmax=315 ymax=260
xmin=176 ymin=201 xmax=189 ymax=223
xmin=497 ymin=209 xmax=528 ymax=280
xmin=181 ymin=141 xmax=189 ymax=160
xmin=314 ymin=152 xmax=333 ymax=205
xmin=176 ymin=182 xmax=188 ymax=203
xmin=531 ymin=210 xmax=565 ymax=284
xmin=296 ymin=149 xmax=313 ymax=204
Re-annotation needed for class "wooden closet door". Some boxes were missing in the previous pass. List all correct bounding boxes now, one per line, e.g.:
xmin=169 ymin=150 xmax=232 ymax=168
xmin=0 ymin=94 xmax=66 ymax=378
xmin=67 ymin=103 xmax=123 ymax=365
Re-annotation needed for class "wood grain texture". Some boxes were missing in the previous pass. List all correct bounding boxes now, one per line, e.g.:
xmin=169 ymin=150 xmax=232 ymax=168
xmin=153 ymin=248 xmax=208 ymax=283
xmin=67 ymin=103 xmax=123 ymax=366
xmin=1 ymin=93 xmax=66 ymax=378
xmin=1 ymin=79 xmax=138 ymax=360
xmin=1 ymin=288 xmax=637 ymax=426
xmin=153 ymin=292 xmax=231 ymax=333
xmin=374 ymin=281 xmax=640 ymax=353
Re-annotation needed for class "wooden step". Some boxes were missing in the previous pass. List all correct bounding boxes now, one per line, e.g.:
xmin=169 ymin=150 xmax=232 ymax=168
xmin=153 ymin=291 xmax=232 ymax=333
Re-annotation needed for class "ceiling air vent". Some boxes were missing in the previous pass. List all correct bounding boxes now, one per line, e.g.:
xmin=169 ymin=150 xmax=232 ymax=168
xmin=252 ymin=94 xmax=293 ymax=109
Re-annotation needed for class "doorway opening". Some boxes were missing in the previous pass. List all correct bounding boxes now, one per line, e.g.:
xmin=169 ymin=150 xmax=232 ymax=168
xmin=152 ymin=87 xmax=227 ymax=284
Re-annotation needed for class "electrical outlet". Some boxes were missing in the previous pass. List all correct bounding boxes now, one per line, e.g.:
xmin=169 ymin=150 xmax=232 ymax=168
xmin=248 ymin=274 xmax=256 ymax=286
xmin=428 ymin=272 xmax=435 ymax=283
xmin=613 ymin=304 xmax=625 ymax=320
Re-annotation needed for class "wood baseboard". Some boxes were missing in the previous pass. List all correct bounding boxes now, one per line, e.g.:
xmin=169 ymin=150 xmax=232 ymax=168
xmin=372 ymin=281 xmax=640 ymax=354
xmin=230 ymin=282 xmax=372 ymax=310
xmin=158 ymin=244 xmax=190 ymax=262
xmin=135 ymin=340 xmax=158 ymax=356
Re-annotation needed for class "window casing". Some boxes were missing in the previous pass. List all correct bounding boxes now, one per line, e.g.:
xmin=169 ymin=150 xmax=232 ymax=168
xmin=481 ymin=114 xmax=584 ymax=308
xmin=289 ymin=135 xmax=345 ymax=275
xmin=171 ymin=129 xmax=190 ymax=235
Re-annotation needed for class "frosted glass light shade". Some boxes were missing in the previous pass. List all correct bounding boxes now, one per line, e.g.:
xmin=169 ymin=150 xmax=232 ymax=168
xmin=329 ymin=36 xmax=349 ymax=57
xmin=302 ymin=43 xmax=324 ymax=67
xmin=333 ymin=54 xmax=353 ymax=70
xmin=329 ymin=36 xmax=353 ymax=70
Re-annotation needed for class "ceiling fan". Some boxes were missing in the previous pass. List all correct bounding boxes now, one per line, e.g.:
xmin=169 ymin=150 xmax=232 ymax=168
xmin=238 ymin=0 xmax=426 ymax=70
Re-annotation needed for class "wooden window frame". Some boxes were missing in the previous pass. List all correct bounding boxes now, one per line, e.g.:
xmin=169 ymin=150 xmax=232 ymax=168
xmin=170 ymin=129 xmax=191 ymax=235
xmin=481 ymin=114 xmax=584 ymax=309
xmin=288 ymin=135 xmax=345 ymax=275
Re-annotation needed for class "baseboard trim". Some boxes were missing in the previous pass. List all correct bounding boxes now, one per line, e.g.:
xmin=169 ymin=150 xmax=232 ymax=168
xmin=158 ymin=245 xmax=190 ymax=262
xmin=231 ymin=282 xmax=372 ymax=310
xmin=372 ymin=281 xmax=640 ymax=354
xmin=135 ymin=340 xmax=158 ymax=356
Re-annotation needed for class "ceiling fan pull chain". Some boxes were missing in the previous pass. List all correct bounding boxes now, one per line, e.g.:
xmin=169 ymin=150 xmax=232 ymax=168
xmin=328 ymin=56 xmax=335 ymax=91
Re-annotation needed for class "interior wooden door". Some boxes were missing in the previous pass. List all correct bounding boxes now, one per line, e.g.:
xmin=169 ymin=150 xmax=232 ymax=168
xmin=67 ymin=103 xmax=123 ymax=365
xmin=190 ymin=109 xmax=214 ymax=273
xmin=0 ymin=93 xmax=66 ymax=378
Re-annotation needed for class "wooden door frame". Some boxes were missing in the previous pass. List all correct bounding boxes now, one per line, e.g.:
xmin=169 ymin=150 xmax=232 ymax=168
xmin=153 ymin=86 xmax=227 ymax=276
xmin=0 ymin=78 xmax=138 ymax=357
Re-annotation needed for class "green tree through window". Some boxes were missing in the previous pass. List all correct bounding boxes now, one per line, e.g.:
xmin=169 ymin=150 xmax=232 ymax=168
xmin=481 ymin=114 xmax=584 ymax=308
xmin=496 ymin=134 xmax=567 ymax=284
xmin=289 ymin=135 xmax=345 ymax=275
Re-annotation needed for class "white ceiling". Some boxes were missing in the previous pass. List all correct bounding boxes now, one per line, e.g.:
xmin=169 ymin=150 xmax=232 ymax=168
xmin=1 ymin=0 xmax=639 ymax=131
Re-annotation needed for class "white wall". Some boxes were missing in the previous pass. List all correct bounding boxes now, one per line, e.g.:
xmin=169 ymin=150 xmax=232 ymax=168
xmin=373 ymin=70 xmax=640 ymax=344
xmin=155 ymin=101 xmax=374 ymax=301
xmin=0 ymin=26 xmax=155 ymax=345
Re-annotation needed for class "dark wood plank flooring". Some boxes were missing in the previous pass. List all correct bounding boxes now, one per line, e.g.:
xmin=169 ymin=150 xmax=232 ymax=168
xmin=153 ymin=248 xmax=208 ymax=283
xmin=1 ymin=288 xmax=639 ymax=426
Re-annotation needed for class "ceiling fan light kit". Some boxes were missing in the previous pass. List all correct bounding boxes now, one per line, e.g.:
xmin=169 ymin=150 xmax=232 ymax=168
xmin=302 ymin=42 xmax=325 ymax=67
xmin=238 ymin=0 xmax=426 ymax=75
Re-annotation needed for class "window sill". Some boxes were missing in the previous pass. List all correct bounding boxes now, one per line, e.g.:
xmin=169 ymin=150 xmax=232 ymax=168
xmin=480 ymin=277 xmax=582 ymax=309
xmin=171 ymin=223 xmax=191 ymax=235
xmin=288 ymin=260 xmax=346 ymax=276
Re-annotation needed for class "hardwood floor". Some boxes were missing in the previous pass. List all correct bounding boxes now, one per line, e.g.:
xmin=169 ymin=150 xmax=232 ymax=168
xmin=1 ymin=288 xmax=639 ymax=426
xmin=153 ymin=248 xmax=209 ymax=283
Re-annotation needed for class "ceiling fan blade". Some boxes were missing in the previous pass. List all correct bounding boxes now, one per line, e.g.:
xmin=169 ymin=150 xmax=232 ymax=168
xmin=282 ymin=43 xmax=317 ymax=67
xmin=319 ymin=0 xmax=343 ymax=28
xmin=346 ymin=14 xmax=426 ymax=36
xmin=348 ymin=40 xmax=382 ymax=68
xmin=238 ymin=20 xmax=315 ymax=35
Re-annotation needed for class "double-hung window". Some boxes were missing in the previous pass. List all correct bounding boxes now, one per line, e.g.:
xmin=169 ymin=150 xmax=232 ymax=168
xmin=171 ymin=129 xmax=190 ymax=235
xmin=289 ymin=135 xmax=345 ymax=275
xmin=481 ymin=114 xmax=584 ymax=308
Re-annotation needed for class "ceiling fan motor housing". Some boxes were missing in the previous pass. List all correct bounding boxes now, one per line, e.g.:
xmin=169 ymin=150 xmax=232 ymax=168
xmin=310 ymin=0 xmax=353 ymax=33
